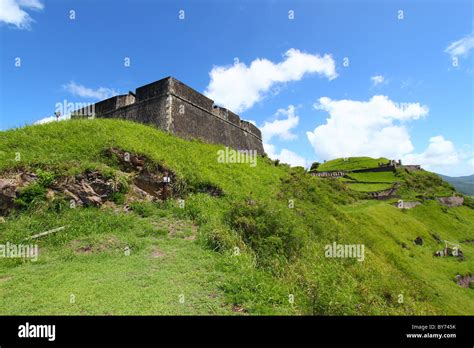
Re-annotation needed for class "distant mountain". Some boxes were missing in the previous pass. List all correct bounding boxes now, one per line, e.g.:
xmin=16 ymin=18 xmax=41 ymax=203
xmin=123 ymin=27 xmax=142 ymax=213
xmin=438 ymin=174 xmax=474 ymax=196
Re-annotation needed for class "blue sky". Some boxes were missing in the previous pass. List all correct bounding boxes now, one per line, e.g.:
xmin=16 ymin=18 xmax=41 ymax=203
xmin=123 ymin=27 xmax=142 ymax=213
xmin=0 ymin=0 xmax=473 ymax=175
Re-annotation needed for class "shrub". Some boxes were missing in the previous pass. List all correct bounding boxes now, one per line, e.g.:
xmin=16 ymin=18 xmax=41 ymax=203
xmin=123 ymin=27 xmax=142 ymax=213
xmin=14 ymin=182 xmax=46 ymax=209
xmin=226 ymin=200 xmax=305 ymax=269
xmin=463 ymin=196 xmax=474 ymax=209
xmin=110 ymin=192 xmax=126 ymax=204
xmin=36 ymin=169 xmax=56 ymax=187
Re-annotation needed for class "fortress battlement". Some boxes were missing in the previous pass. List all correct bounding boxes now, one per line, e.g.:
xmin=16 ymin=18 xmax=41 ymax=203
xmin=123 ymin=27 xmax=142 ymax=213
xmin=74 ymin=77 xmax=264 ymax=154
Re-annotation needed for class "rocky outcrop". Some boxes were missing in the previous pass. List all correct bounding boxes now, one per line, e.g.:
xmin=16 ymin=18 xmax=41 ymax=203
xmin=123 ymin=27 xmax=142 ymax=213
xmin=454 ymin=273 xmax=473 ymax=288
xmin=437 ymin=196 xmax=464 ymax=207
xmin=0 ymin=173 xmax=38 ymax=215
xmin=1 ymin=148 xmax=222 ymax=215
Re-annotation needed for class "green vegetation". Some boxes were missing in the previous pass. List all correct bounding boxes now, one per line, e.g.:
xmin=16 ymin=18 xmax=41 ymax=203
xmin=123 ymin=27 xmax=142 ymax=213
xmin=346 ymin=183 xmax=394 ymax=192
xmin=0 ymin=119 xmax=473 ymax=315
xmin=397 ymin=169 xmax=455 ymax=200
xmin=346 ymin=171 xmax=400 ymax=183
xmin=316 ymin=157 xmax=390 ymax=172
xmin=437 ymin=174 xmax=474 ymax=197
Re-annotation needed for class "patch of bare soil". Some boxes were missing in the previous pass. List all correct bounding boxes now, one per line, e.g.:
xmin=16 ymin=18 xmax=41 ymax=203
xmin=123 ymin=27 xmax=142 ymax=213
xmin=70 ymin=235 xmax=122 ymax=255
xmin=150 ymin=247 xmax=166 ymax=258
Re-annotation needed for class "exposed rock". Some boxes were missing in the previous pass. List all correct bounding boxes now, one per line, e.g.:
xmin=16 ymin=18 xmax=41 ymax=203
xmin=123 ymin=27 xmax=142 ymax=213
xmin=454 ymin=273 xmax=473 ymax=288
xmin=437 ymin=196 xmax=464 ymax=208
xmin=46 ymin=189 xmax=55 ymax=201
xmin=104 ymin=147 xmax=176 ymax=200
xmin=129 ymin=184 xmax=154 ymax=202
xmin=0 ymin=178 xmax=18 ymax=215
xmin=414 ymin=236 xmax=424 ymax=246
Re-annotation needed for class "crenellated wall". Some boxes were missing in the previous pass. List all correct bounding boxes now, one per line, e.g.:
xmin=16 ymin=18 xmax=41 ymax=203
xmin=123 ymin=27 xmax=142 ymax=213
xmin=74 ymin=77 xmax=264 ymax=154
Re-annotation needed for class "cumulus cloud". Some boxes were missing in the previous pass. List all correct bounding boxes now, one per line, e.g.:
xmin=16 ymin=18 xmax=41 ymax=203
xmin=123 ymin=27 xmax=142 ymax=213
xmin=205 ymin=49 xmax=337 ymax=113
xmin=264 ymin=143 xmax=309 ymax=168
xmin=260 ymin=105 xmax=299 ymax=142
xmin=34 ymin=114 xmax=71 ymax=125
xmin=403 ymin=136 xmax=459 ymax=169
xmin=371 ymin=75 xmax=385 ymax=87
xmin=260 ymin=105 xmax=309 ymax=167
xmin=306 ymin=95 xmax=429 ymax=160
xmin=0 ymin=0 xmax=44 ymax=29
xmin=63 ymin=81 xmax=118 ymax=100
xmin=445 ymin=33 xmax=474 ymax=58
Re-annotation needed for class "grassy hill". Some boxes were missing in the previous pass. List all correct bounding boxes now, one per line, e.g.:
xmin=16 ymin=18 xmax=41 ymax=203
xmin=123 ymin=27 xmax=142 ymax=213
xmin=0 ymin=119 xmax=473 ymax=315
xmin=316 ymin=157 xmax=390 ymax=172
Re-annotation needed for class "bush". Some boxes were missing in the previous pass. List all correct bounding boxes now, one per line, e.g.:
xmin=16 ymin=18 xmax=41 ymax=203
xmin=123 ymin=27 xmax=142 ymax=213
xmin=226 ymin=200 xmax=305 ymax=269
xmin=463 ymin=196 xmax=474 ymax=209
xmin=14 ymin=182 xmax=46 ymax=209
xmin=110 ymin=192 xmax=126 ymax=204
xmin=36 ymin=169 xmax=56 ymax=187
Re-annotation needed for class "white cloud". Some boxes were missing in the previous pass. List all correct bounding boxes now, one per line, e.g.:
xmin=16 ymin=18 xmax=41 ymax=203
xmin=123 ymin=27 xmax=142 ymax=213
xmin=264 ymin=143 xmax=309 ymax=168
xmin=205 ymin=49 xmax=337 ymax=113
xmin=0 ymin=0 xmax=44 ymax=29
xmin=63 ymin=81 xmax=118 ymax=100
xmin=403 ymin=136 xmax=459 ymax=168
xmin=305 ymin=95 xmax=473 ymax=175
xmin=34 ymin=114 xmax=71 ymax=125
xmin=260 ymin=105 xmax=309 ymax=167
xmin=306 ymin=95 xmax=429 ymax=161
xmin=371 ymin=75 xmax=385 ymax=87
xmin=445 ymin=33 xmax=474 ymax=58
xmin=260 ymin=105 xmax=299 ymax=142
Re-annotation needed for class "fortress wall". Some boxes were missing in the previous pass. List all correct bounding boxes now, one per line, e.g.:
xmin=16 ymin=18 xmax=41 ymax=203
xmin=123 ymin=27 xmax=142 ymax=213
xmin=227 ymin=110 xmax=241 ymax=125
xmin=75 ymin=76 xmax=265 ymax=155
xmin=116 ymin=93 xmax=135 ymax=109
xmin=169 ymin=95 xmax=264 ymax=154
xmin=169 ymin=78 xmax=214 ymax=111
xmin=136 ymin=77 xmax=171 ymax=102
xmin=97 ymin=95 xmax=170 ymax=131
xmin=95 ymin=96 xmax=120 ymax=115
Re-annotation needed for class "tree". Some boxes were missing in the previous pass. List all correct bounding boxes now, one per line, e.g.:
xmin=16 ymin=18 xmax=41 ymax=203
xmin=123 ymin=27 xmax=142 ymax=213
xmin=309 ymin=162 xmax=321 ymax=172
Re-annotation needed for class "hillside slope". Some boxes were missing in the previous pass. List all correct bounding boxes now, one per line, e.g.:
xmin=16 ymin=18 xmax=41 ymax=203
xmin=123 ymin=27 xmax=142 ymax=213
xmin=438 ymin=174 xmax=474 ymax=196
xmin=0 ymin=119 xmax=473 ymax=315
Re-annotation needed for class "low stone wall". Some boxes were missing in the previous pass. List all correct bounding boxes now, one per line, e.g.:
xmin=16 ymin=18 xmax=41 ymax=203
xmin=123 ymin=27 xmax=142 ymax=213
xmin=311 ymin=171 xmax=346 ymax=178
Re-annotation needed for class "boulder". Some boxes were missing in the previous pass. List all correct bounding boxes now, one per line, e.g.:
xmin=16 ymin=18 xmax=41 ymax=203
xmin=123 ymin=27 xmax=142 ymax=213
xmin=414 ymin=236 xmax=424 ymax=245
xmin=437 ymin=196 xmax=464 ymax=208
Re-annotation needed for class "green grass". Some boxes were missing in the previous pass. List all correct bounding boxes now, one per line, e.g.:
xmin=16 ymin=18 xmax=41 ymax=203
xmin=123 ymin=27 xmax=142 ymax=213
xmin=346 ymin=171 xmax=400 ymax=183
xmin=346 ymin=182 xmax=394 ymax=192
xmin=0 ymin=119 xmax=472 ymax=315
xmin=317 ymin=157 xmax=390 ymax=172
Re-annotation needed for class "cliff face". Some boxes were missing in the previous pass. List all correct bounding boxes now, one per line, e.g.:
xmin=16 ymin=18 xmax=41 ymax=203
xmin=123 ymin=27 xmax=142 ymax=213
xmin=74 ymin=77 xmax=265 ymax=155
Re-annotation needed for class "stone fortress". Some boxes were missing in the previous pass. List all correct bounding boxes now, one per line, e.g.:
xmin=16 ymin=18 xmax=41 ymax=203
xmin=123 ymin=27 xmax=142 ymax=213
xmin=73 ymin=77 xmax=265 ymax=155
